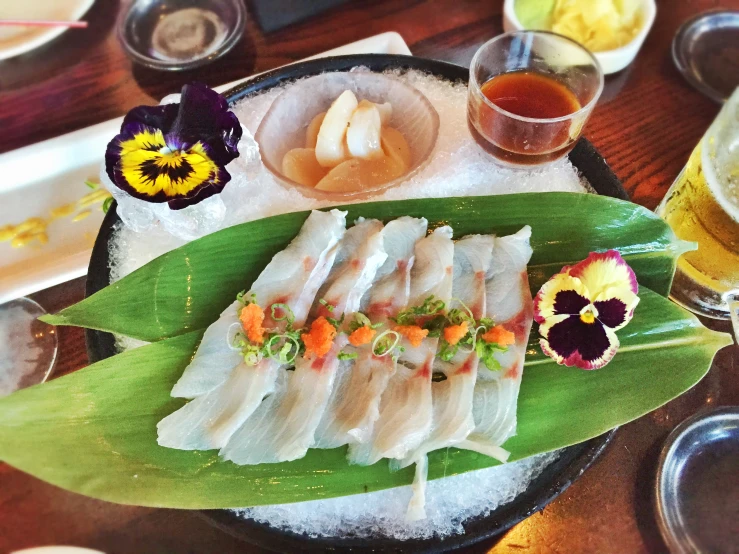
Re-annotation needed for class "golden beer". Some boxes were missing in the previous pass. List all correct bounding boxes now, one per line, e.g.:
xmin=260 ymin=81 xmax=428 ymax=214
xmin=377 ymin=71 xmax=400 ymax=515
xmin=657 ymin=89 xmax=739 ymax=318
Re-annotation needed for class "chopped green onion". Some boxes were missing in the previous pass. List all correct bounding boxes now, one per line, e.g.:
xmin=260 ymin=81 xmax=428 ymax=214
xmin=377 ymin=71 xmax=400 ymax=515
xmin=266 ymin=334 xmax=300 ymax=365
xmin=102 ymin=196 xmax=113 ymax=214
xmin=319 ymin=298 xmax=335 ymax=312
xmin=326 ymin=313 xmax=345 ymax=329
xmin=271 ymin=303 xmax=295 ymax=325
xmin=338 ymin=351 xmax=358 ymax=361
xmin=448 ymin=297 xmax=475 ymax=325
xmin=372 ymin=330 xmax=401 ymax=357
xmin=394 ymin=295 xmax=446 ymax=326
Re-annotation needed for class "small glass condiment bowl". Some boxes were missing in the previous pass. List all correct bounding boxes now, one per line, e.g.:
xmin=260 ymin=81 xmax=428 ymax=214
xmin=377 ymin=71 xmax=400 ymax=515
xmin=468 ymin=31 xmax=604 ymax=168
xmin=256 ymin=71 xmax=440 ymax=201
xmin=117 ymin=0 xmax=246 ymax=71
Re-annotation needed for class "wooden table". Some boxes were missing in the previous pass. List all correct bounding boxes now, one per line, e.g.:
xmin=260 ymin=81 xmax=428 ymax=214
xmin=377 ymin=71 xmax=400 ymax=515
xmin=1 ymin=0 xmax=737 ymax=552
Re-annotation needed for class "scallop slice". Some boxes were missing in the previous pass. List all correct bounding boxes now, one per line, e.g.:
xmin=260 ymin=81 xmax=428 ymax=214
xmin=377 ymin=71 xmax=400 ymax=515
xmin=315 ymin=90 xmax=358 ymax=168
xmin=315 ymin=155 xmax=406 ymax=193
xmin=381 ymin=127 xmax=411 ymax=170
xmin=358 ymin=99 xmax=392 ymax=126
xmin=282 ymin=148 xmax=328 ymax=187
xmin=305 ymin=112 xmax=326 ymax=149
xmin=347 ymin=102 xmax=383 ymax=160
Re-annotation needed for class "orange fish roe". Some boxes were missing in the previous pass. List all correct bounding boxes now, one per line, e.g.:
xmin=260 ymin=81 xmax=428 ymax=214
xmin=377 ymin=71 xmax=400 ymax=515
xmin=302 ymin=316 xmax=337 ymax=359
xmin=239 ymin=303 xmax=266 ymax=344
xmin=481 ymin=324 xmax=515 ymax=346
xmin=443 ymin=321 xmax=468 ymax=346
xmin=348 ymin=325 xmax=376 ymax=346
xmin=394 ymin=325 xmax=429 ymax=348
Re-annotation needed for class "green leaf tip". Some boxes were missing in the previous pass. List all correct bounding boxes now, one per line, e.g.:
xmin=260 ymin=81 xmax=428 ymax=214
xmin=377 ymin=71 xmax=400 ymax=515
xmin=38 ymin=313 xmax=65 ymax=325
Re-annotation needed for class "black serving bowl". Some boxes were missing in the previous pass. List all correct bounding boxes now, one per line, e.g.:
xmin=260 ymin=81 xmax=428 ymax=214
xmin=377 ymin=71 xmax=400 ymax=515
xmin=86 ymin=54 xmax=625 ymax=553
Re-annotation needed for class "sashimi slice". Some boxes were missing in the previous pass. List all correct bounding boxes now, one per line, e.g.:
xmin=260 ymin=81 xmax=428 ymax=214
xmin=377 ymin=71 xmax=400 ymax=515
xmin=348 ymin=226 xmax=454 ymax=466
xmin=157 ymin=210 xmax=347 ymax=451
xmin=314 ymin=217 xmax=428 ymax=449
xmin=169 ymin=300 xmax=244 ymax=399
xmin=396 ymin=235 xmax=495 ymax=521
xmin=221 ymin=219 xmax=387 ymax=464
xmin=459 ymin=226 xmax=534 ymax=461
xmin=398 ymin=235 xmax=495 ymax=465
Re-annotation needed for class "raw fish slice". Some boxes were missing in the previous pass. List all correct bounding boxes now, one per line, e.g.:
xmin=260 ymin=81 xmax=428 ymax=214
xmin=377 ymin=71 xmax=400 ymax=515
xmin=314 ymin=349 xmax=394 ymax=447
xmin=348 ymin=226 xmax=454 ymax=466
xmin=314 ymin=217 xmax=427 ymax=449
xmin=397 ymin=235 xmax=495 ymax=521
xmin=397 ymin=235 xmax=495 ymax=466
xmin=314 ymin=218 xmax=386 ymax=317
xmin=171 ymin=209 xmax=348 ymax=399
xmin=157 ymin=210 xmax=347 ymax=451
xmin=156 ymin=359 xmax=280 ymax=451
xmin=364 ymin=217 xmax=429 ymax=321
xmin=459 ymin=226 xmax=534 ymax=462
xmin=169 ymin=300 xmax=243 ymax=399
xmin=221 ymin=220 xmax=387 ymax=464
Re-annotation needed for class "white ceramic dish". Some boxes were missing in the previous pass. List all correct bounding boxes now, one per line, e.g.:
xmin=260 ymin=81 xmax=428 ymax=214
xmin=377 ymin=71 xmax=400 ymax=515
xmin=0 ymin=0 xmax=96 ymax=61
xmin=502 ymin=0 xmax=657 ymax=75
xmin=0 ymin=32 xmax=412 ymax=304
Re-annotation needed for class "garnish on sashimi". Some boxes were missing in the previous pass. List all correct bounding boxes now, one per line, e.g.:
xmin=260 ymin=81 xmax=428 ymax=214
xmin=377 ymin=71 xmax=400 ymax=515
xmin=280 ymin=90 xmax=412 ymax=193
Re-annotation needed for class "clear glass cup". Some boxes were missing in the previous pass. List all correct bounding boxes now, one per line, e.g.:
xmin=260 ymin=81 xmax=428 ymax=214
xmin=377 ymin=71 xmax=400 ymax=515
xmin=656 ymin=88 xmax=739 ymax=319
xmin=0 ymin=297 xmax=58 ymax=397
xmin=117 ymin=0 xmax=247 ymax=71
xmin=467 ymin=31 xmax=604 ymax=167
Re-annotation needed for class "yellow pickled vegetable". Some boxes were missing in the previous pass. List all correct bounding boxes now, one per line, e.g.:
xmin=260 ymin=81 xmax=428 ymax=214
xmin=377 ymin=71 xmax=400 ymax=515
xmin=550 ymin=0 xmax=642 ymax=52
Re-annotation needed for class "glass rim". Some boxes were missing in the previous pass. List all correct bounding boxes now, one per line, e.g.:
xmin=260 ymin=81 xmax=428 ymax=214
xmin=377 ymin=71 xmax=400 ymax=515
xmin=116 ymin=0 xmax=247 ymax=71
xmin=469 ymin=30 xmax=605 ymax=124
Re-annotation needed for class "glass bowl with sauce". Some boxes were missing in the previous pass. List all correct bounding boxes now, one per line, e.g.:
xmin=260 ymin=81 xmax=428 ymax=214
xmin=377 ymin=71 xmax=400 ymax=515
xmin=468 ymin=31 xmax=603 ymax=167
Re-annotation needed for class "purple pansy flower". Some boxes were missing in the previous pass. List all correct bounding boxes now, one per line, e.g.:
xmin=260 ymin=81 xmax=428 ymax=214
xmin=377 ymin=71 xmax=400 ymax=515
xmin=533 ymin=250 xmax=640 ymax=370
xmin=105 ymin=83 xmax=242 ymax=210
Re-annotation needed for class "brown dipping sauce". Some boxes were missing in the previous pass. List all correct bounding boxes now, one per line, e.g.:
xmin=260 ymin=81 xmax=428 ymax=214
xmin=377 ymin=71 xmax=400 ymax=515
xmin=468 ymin=71 xmax=582 ymax=165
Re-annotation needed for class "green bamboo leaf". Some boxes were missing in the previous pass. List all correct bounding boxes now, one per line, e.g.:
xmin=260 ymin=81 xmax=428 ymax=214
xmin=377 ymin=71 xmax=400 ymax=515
xmin=41 ymin=193 xmax=691 ymax=342
xmin=0 ymin=288 xmax=729 ymax=508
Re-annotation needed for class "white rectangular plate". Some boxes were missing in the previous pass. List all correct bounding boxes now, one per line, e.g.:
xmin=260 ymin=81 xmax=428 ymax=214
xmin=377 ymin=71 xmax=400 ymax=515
xmin=0 ymin=32 xmax=411 ymax=304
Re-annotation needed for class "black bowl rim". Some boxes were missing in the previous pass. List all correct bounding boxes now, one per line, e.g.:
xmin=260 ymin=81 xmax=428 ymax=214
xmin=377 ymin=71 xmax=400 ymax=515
xmin=85 ymin=53 xmax=624 ymax=553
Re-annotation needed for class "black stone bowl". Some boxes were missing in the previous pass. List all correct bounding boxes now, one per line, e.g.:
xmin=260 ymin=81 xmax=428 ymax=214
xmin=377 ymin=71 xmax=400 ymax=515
xmin=86 ymin=54 xmax=624 ymax=553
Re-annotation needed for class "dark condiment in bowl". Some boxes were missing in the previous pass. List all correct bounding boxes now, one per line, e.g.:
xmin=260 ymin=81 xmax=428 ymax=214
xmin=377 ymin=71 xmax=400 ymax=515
xmin=468 ymin=71 xmax=582 ymax=166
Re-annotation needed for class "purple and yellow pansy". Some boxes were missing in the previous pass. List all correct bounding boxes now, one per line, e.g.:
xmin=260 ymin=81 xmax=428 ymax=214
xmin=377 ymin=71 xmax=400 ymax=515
xmin=534 ymin=250 xmax=639 ymax=370
xmin=105 ymin=83 xmax=242 ymax=210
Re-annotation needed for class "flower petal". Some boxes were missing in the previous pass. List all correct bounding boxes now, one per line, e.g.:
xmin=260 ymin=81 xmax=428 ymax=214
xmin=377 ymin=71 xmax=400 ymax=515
xmin=104 ymin=83 xmax=242 ymax=210
xmin=567 ymin=250 xmax=639 ymax=296
xmin=533 ymin=272 xmax=590 ymax=324
xmin=592 ymin=297 xmax=629 ymax=330
xmin=539 ymin=314 xmax=619 ymax=370
xmin=167 ymin=82 xmax=242 ymax=166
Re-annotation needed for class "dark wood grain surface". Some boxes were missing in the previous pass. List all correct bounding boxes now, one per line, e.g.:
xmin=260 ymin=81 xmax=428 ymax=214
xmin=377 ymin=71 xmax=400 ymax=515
xmin=1 ymin=0 xmax=738 ymax=552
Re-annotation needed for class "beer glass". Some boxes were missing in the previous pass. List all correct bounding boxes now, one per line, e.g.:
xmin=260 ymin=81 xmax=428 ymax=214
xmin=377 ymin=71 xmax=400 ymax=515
xmin=656 ymin=88 xmax=739 ymax=319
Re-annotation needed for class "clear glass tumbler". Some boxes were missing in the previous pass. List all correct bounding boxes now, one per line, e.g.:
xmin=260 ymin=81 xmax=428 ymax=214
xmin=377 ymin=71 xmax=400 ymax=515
xmin=657 ymin=88 xmax=739 ymax=319
xmin=468 ymin=31 xmax=604 ymax=167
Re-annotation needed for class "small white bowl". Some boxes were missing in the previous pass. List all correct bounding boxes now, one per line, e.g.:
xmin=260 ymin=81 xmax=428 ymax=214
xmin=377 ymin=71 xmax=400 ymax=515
xmin=502 ymin=0 xmax=656 ymax=75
